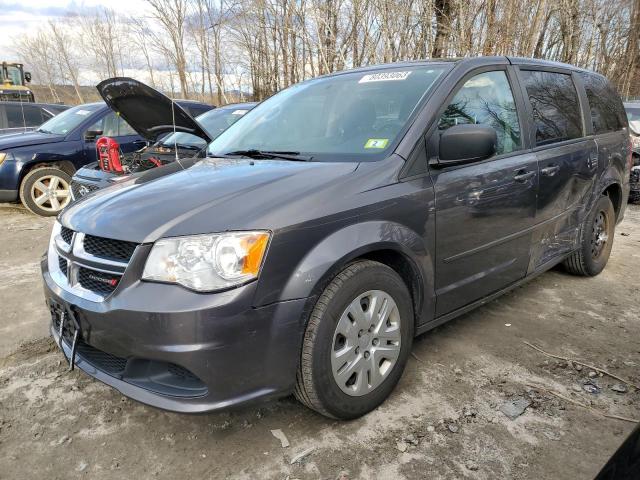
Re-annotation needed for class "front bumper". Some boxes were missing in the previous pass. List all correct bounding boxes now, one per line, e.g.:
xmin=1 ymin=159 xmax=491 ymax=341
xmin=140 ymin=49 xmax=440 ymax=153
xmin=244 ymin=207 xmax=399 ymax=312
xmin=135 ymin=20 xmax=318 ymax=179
xmin=42 ymin=255 xmax=309 ymax=413
xmin=0 ymin=188 xmax=18 ymax=202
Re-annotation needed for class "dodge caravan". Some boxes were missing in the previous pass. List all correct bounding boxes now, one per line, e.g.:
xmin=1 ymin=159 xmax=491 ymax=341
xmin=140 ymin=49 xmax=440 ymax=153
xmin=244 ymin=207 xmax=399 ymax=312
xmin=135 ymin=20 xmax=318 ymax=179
xmin=42 ymin=57 xmax=630 ymax=419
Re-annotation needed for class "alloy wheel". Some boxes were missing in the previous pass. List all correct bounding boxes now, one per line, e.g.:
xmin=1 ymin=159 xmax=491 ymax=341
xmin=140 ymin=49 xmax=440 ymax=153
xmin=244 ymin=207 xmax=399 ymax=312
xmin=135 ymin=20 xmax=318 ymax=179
xmin=30 ymin=174 xmax=71 ymax=213
xmin=331 ymin=290 xmax=401 ymax=396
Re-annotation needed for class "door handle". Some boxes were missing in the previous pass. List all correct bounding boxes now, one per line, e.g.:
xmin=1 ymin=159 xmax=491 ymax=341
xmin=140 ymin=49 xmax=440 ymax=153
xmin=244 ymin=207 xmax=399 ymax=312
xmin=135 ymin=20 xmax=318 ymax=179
xmin=541 ymin=165 xmax=560 ymax=177
xmin=514 ymin=170 xmax=536 ymax=182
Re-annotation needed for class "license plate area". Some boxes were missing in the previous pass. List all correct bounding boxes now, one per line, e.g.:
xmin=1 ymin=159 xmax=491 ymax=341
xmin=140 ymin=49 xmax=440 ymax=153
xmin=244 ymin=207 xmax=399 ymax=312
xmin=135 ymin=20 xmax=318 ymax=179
xmin=49 ymin=300 xmax=81 ymax=370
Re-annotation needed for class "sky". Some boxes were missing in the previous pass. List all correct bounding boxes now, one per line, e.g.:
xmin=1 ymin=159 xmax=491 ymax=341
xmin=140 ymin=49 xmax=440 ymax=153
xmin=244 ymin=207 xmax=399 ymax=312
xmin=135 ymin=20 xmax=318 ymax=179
xmin=0 ymin=0 xmax=148 ymax=58
xmin=0 ymin=0 xmax=249 ymax=93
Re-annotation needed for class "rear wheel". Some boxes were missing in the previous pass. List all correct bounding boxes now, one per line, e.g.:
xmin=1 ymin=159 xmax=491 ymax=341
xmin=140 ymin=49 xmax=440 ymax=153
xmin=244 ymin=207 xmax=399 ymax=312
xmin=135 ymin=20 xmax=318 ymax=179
xmin=564 ymin=195 xmax=615 ymax=276
xmin=19 ymin=167 xmax=72 ymax=216
xmin=294 ymin=260 xmax=413 ymax=419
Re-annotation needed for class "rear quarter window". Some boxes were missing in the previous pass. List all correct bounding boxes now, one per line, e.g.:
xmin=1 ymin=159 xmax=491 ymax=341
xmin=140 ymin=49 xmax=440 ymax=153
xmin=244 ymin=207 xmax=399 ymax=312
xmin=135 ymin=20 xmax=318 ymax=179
xmin=580 ymin=73 xmax=626 ymax=134
xmin=521 ymin=70 xmax=583 ymax=146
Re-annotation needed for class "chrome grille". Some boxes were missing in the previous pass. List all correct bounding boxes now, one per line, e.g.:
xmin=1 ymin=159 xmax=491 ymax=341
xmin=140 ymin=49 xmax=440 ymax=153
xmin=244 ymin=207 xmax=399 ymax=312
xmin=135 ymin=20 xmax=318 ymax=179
xmin=58 ymin=257 xmax=68 ymax=277
xmin=70 ymin=181 xmax=99 ymax=200
xmin=60 ymin=226 xmax=73 ymax=245
xmin=78 ymin=267 xmax=120 ymax=295
xmin=83 ymin=235 xmax=137 ymax=263
xmin=49 ymin=223 xmax=138 ymax=302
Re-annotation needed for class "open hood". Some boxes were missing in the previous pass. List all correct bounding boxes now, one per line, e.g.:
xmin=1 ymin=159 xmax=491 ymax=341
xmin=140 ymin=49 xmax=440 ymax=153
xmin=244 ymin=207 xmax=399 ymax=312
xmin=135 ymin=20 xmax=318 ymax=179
xmin=96 ymin=77 xmax=213 ymax=143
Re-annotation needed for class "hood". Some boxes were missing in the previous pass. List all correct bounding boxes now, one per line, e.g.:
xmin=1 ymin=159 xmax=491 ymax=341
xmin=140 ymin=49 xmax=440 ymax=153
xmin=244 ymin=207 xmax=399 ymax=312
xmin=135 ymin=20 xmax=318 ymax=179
xmin=0 ymin=130 xmax=65 ymax=149
xmin=96 ymin=77 xmax=213 ymax=143
xmin=60 ymin=158 xmax=361 ymax=243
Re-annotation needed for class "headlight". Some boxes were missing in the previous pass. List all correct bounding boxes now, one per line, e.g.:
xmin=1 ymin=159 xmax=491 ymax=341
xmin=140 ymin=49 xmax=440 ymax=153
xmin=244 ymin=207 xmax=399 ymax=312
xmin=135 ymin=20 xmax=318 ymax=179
xmin=142 ymin=231 xmax=270 ymax=291
xmin=0 ymin=152 xmax=7 ymax=166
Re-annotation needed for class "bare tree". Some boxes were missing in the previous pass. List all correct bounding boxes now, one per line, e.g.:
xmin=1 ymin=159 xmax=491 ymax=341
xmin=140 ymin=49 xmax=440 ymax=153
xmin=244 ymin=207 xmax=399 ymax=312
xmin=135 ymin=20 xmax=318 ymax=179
xmin=49 ymin=20 xmax=85 ymax=103
xmin=146 ymin=0 xmax=191 ymax=97
xmin=12 ymin=0 xmax=640 ymax=104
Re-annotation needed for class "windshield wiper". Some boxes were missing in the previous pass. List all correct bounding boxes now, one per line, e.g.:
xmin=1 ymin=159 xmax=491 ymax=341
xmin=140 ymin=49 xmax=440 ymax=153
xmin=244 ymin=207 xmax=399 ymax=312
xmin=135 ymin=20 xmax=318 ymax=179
xmin=37 ymin=128 xmax=54 ymax=134
xmin=165 ymin=144 xmax=201 ymax=151
xmin=222 ymin=149 xmax=313 ymax=162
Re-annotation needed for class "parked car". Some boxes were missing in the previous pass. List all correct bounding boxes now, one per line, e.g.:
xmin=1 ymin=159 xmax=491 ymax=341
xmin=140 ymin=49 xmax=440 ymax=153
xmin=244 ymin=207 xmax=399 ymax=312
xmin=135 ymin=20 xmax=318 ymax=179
xmin=624 ymin=102 xmax=640 ymax=202
xmin=43 ymin=57 xmax=630 ymax=419
xmin=0 ymin=98 xmax=213 ymax=216
xmin=594 ymin=422 xmax=640 ymax=479
xmin=71 ymin=92 xmax=256 ymax=200
xmin=0 ymin=101 xmax=69 ymax=136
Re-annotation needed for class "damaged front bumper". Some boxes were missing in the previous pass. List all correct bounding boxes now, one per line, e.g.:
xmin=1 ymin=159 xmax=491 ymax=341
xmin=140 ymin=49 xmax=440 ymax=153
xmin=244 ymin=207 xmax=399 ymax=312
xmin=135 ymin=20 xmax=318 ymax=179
xmin=41 ymin=255 xmax=308 ymax=413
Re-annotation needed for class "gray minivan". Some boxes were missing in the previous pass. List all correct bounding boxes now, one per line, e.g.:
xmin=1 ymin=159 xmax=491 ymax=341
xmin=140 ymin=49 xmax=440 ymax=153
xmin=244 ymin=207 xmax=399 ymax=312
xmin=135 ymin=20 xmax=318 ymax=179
xmin=42 ymin=57 xmax=630 ymax=419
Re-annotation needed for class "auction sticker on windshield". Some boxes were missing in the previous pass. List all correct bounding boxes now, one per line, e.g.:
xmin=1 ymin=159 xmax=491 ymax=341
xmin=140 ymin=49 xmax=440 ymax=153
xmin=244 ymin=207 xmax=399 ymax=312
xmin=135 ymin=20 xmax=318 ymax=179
xmin=364 ymin=138 xmax=389 ymax=149
xmin=359 ymin=71 xmax=412 ymax=83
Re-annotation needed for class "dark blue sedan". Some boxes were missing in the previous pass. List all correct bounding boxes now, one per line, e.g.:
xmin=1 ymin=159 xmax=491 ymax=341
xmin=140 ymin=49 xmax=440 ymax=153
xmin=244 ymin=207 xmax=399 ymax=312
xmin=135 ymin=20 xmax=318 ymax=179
xmin=0 ymin=100 xmax=212 ymax=216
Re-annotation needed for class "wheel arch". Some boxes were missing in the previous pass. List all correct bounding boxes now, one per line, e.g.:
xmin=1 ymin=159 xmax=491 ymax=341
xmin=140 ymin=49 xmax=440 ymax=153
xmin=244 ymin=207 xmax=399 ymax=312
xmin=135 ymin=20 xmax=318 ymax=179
xmin=277 ymin=221 xmax=433 ymax=329
xmin=601 ymin=181 xmax=623 ymax=221
xmin=18 ymin=159 xmax=76 ymax=187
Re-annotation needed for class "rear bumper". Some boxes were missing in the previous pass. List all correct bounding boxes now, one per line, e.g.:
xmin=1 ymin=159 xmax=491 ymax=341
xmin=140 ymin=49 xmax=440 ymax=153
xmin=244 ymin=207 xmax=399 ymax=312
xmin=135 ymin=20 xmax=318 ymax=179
xmin=41 ymin=255 xmax=309 ymax=413
xmin=630 ymin=167 xmax=640 ymax=203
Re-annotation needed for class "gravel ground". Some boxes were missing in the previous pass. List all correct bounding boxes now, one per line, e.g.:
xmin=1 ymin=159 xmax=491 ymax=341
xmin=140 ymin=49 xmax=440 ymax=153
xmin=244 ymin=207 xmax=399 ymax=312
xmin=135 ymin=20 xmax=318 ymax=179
xmin=0 ymin=203 xmax=639 ymax=480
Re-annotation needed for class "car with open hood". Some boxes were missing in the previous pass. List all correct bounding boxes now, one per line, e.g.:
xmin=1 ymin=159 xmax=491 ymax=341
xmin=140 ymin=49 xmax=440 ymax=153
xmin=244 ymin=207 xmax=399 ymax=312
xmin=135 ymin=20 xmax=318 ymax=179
xmin=70 ymin=77 xmax=255 ymax=200
xmin=0 ymin=96 xmax=212 ymax=216
xmin=42 ymin=57 xmax=630 ymax=419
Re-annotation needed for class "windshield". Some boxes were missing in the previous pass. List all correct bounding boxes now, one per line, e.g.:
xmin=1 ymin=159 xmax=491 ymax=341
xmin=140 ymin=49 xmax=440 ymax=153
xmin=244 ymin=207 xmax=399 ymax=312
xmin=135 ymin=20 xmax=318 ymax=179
xmin=199 ymin=107 xmax=252 ymax=138
xmin=626 ymin=107 xmax=640 ymax=134
xmin=207 ymin=66 xmax=449 ymax=161
xmin=37 ymin=104 xmax=102 ymax=135
xmin=159 ymin=107 xmax=252 ymax=149
xmin=2 ymin=65 xmax=22 ymax=85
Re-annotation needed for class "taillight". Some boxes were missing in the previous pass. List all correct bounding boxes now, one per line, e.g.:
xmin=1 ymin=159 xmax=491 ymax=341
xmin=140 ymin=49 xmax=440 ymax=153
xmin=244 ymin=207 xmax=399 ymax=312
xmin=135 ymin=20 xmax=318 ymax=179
xmin=96 ymin=137 xmax=123 ymax=174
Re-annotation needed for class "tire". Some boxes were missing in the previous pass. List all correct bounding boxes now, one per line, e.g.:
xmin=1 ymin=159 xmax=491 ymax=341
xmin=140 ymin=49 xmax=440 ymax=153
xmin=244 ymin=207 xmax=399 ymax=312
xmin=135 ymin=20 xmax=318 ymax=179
xmin=19 ymin=167 xmax=72 ymax=217
xmin=294 ymin=260 xmax=414 ymax=419
xmin=563 ymin=195 xmax=615 ymax=276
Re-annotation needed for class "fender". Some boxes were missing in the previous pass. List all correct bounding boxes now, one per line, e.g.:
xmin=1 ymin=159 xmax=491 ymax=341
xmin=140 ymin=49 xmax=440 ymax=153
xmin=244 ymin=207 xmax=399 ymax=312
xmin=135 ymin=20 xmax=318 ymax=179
xmin=4 ymin=141 xmax=83 ymax=190
xmin=275 ymin=220 xmax=435 ymax=328
xmin=597 ymin=152 xmax=628 ymax=223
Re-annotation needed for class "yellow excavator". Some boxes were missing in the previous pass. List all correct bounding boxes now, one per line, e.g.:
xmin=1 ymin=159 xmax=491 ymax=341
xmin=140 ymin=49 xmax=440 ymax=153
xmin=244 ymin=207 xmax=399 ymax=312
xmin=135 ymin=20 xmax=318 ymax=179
xmin=0 ymin=62 xmax=34 ymax=102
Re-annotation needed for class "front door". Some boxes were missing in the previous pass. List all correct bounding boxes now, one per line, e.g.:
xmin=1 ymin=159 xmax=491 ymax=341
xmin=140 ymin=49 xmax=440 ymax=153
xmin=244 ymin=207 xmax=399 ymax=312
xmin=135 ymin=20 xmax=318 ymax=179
xmin=83 ymin=112 xmax=147 ymax=163
xmin=429 ymin=69 xmax=538 ymax=316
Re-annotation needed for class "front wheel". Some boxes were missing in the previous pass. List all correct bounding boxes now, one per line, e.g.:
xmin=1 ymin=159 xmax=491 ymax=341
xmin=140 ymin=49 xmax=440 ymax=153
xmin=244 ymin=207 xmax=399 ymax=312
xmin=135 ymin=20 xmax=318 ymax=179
xmin=564 ymin=195 xmax=615 ymax=276
xmin=19 ymin=167 xmax=72 ymax=216
xmin=294 ymin=260 xmax=414 ymax=419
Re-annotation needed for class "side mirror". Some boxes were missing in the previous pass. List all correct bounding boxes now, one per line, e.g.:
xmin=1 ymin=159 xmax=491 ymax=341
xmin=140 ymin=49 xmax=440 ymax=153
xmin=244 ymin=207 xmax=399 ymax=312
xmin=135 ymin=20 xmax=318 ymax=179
xmin=84 ymin=130 xmax=103 ymax=142
xmin=438 ymin=124 xmax=497 ymax=165
xmin=24 ymin=72 xmax=32 ymax=83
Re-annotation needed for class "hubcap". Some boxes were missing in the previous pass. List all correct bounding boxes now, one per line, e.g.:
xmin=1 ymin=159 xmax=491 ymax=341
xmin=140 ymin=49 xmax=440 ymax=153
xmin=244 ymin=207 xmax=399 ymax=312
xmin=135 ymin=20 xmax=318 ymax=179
xmin=591 ymin=211 xmax=608 ymax=259
xmin=331 ymin=290 xmax=401 ymax=396
xmin=31 ymin=175 xmax=70 ymax=212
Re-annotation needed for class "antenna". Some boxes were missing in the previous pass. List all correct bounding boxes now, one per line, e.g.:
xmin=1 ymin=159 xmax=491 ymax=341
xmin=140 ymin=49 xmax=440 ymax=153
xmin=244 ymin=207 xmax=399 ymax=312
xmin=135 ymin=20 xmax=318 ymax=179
xmin=19 ymin=97 xmax=27 ymax=133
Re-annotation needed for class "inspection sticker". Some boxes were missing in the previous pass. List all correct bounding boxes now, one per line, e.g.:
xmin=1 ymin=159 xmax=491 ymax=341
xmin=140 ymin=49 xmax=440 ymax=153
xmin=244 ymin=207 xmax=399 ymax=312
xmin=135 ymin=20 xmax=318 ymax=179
xmin=232 ymin=110 xmax=248 ymax=115
xmin=364 ymin=138 xmax=389 ymax=149
xmin=75 ymin=109 xmax=92 ymax=116
xmin=359 ymin=71 xmax=412 ymax=83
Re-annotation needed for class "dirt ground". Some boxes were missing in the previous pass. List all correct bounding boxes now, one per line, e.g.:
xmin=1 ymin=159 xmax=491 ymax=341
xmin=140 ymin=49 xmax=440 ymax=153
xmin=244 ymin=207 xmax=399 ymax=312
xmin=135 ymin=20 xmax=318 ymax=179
xmin=0 ymin=202 xmax=639 ymax=480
